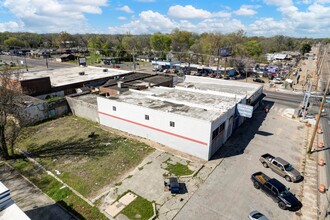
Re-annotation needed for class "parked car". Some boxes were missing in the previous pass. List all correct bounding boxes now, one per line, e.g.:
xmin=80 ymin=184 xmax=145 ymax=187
xmin=251 ymin=172 xmax=301 ymax=210
xmin=272 ymin=79 xmax=282 ymax=84
xmin=253 ymin=78 xmax=265 ymax=83
xmin=259 ymin=153 xmax=302 ymax=182
xmin=248 ymin=210 xmax=269 ymax=220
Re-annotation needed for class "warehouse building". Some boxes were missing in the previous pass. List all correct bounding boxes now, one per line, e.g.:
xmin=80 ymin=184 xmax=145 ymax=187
xmin=17 ymin=66 xmax=131 ymax=96
xmin=97 ymin=76 xmax=263 ymax=160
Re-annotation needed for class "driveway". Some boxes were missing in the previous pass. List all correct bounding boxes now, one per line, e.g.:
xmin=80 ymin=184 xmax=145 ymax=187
xmin=174 ymin=101 xmax=306 ymax=220
xmin=0 ymin=163 xmax=75 ymax=220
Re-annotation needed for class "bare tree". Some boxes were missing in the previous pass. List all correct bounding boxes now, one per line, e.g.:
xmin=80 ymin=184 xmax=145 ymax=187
xmin=0 ymin=66 xmax=25 ymax=159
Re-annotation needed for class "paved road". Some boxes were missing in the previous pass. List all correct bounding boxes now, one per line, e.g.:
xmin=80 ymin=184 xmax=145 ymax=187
xmin=0 ymin=54 xmax=74 ymax=70
xmin=265 ymin=91 xmax=304 ymax=107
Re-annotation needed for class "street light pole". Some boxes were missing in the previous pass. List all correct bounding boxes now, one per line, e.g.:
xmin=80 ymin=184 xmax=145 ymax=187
xmin=24 ymin=55 xmax=28 ymax=72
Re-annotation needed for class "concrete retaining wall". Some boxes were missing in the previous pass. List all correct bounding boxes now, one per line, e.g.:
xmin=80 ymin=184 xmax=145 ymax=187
xmin=66 ymin=96 xmax=99 ymax=123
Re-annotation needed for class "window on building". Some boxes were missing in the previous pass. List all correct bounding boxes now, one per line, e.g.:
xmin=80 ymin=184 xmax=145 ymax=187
xmin=145 ymin=115 xmax=149 ymax=120
xmin=112 ymin=106 xmax=116 ymax=111
xmin=219 ymin=122 xmax=225 ymax=133
xmin=170 ymin=121 xmax=175 ymax=127
xmin=212 ymin=128 xmax=219 ymax=140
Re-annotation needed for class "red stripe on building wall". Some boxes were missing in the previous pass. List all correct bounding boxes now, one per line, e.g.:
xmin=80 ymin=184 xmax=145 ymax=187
xmin=99 ymin=111 xmax=208 ymax=146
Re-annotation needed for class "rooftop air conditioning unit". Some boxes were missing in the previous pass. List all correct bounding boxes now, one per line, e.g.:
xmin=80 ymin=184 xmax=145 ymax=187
xmin=79 ymin=71 xmax=85 ymax=75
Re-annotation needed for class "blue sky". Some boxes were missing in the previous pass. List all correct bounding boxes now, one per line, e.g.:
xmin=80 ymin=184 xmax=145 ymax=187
xmin=1 ymin=0 xmax=330 ymax=37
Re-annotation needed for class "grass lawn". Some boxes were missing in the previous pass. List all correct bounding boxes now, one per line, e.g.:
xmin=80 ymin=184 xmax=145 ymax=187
xmin=16 ymin=116 xmax=154 ymax=198
xmin=165 ymin=162 xmax=193 ymax=176
xmin=10 ymin=159 xmax=108 ymax=220
xmin=121 ymin=195 xmax=154 ymax=220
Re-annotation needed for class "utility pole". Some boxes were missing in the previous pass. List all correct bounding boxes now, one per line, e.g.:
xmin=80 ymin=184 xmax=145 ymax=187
xmin=224 ymin=57 xmax=227 ymax=77
xmin=302 ymin=81 xmax=312 ymax=120
xmin=216 ymin=48 xmax=220 ymax=77
xmin=24 ymin=55 xmax=28 ymax=72
xmin=246 ymin=63 xmax=248 ymax=83
xmin=132 ymin=48 xmax=136 ymax=71
xmin=307 ymin=79 xmax=330 ymax=153
xmin=45 ymin=55 xmax=49 ymax=69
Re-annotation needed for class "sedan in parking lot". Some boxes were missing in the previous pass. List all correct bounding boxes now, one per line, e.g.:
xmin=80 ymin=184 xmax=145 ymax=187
xmin=253 ymin=78 xmax=265 ymax=83
xmin=248 ymin=210 xmax=269 ymax=220
xmin=272 ymin=78 xmax=282 ymax=84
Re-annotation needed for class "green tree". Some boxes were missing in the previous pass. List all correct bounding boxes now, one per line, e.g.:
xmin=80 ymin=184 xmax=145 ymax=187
xmin=244 ymin=40 xmax=262 ymax=57
xmin=122 ymin=35 xmax=138 ymax=52
xmin=4 ymin=37 xmax=25 ymax=48
xmin=54 ymin=31 xmax=74 ymax=48
xmin=170 ymin=29 xmax=195 ymax=61
xmin=102 ymin=40 xmax=112 ymax=56
xmin=300 ymin=43 xmax=311 ymax=55
xmin=150 ymin=33 xmax=172 ymax=52
xmin=87 ymin=35 xmax=104 ymax=63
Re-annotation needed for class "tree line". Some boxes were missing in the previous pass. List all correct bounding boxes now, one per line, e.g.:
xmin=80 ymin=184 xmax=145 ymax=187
xmin=0 ymin=29 xmax=322 ymax=61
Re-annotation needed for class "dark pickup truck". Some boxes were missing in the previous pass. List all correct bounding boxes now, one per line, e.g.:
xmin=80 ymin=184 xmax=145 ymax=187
xmin=251 ymin=172 xmax=301 ymax=210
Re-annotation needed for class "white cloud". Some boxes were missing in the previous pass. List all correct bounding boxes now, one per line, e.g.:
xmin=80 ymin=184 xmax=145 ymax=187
xmin=167 ymin=5 xmax=232 ymax=19
xmin=109 ymin=10 xmax=244 ymax=34
xmin=116 ymin=5 xmax=134 ymax=14
xmin=168 ymin=5 xmax=212 ymax=19
xmin=249 ymin=18 xmax=291 ymax=36
xmin=316 ymin=0 xmax=330 ymax=3
xmin=234 ymin=5 xmax=258 ymax=16
xmin=0 ymin=21 xmax=23 ymax=32
xmin=118 ymin=16 xmax=126 ymax=20
xmin=212 ymin=11 xmax=232 ymax=18
xmin=109 ymin=10 xmax=177 ymax=34
xmin=298 ymin=0 xmax=313 ymax=4
xmin=263 ymin=0 xmax=293 ymax=7
xmin=250 ymin=2 xmax=330 ymax=37
xmin=135 ymin=0 xmax=155 ymax=2
xmin=2 ymin=0 xmax=108 ymax=33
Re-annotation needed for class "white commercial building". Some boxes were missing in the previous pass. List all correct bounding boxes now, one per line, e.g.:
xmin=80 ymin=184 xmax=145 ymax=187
xmin=0 ymin=182 xmax=30 ymax=220
xmin=97 ymin=76 xmax=263 ymax=160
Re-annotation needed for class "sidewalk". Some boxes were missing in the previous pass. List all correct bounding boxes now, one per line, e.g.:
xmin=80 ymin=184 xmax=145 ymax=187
xmin=295 ymin=125 xmax=318 ymax=220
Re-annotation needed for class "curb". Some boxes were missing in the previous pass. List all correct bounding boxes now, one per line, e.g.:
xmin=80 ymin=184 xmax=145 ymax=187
xmin=148 ymin=202 xmax=157 ymax=220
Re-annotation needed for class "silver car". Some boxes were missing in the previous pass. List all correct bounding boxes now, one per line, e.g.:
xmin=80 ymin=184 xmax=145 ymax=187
xmin=248 ymin=210 xmax=269 ymax=220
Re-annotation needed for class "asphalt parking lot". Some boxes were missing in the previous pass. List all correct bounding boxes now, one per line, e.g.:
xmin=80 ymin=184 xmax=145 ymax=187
xmin=174 ymin=101 xmax=306 ymax=220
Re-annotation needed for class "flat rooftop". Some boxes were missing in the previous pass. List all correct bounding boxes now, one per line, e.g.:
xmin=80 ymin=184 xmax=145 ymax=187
xmin=106 ymin=86 xmax=245 ymax=122
xmin=0 ymin=203 xmax=31 ymax=220
xmin=178 ymin=75 xmax=262 ymax=98
xmin=19 ymin=66 xmax=131 ymax=87
xmin=70 ymin=93 xmax=99 ymax=105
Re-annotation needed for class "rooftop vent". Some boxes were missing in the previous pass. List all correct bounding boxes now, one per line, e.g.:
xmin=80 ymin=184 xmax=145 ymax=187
xmin=103 ymin=68 xmax=108 ymax=72
xmin=79 ymin=71 xmax=85 ymax=76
